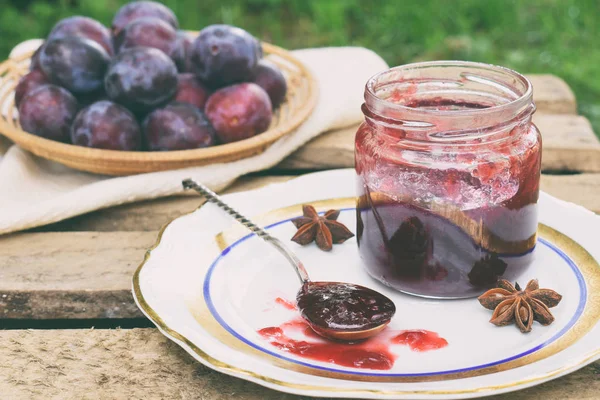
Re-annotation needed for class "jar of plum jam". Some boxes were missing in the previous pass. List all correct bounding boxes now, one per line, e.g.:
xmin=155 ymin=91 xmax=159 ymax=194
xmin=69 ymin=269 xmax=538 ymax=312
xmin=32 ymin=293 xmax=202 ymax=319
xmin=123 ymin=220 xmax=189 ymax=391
xmin=355 ymin=61 xmax=541 ymax=299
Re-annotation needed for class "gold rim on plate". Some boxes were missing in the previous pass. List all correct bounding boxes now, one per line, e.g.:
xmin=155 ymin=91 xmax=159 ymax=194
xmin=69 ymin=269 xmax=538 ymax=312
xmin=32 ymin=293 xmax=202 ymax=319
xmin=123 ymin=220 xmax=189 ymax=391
xmin=0 ymin=41 xmax=317 ymax=176
xmin=132 ymin=197 xmax=600 ymax=397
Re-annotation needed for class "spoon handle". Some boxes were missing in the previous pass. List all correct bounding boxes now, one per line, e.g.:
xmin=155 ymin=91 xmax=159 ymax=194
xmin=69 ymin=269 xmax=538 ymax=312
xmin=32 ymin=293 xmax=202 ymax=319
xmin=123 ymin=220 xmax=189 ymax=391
xmin=182 ymin=179 xmax=310 ymax=284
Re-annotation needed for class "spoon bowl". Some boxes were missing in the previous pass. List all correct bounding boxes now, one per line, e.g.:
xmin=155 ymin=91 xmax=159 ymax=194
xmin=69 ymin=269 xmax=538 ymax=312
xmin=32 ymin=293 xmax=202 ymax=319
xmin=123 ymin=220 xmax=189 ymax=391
xmin=310 ymin=322 xmax=391 ymax=342
xmin=182 ymin=179 xmax=396 ymax=341
xmin=296 ymin=281 xmax=396 ymax=341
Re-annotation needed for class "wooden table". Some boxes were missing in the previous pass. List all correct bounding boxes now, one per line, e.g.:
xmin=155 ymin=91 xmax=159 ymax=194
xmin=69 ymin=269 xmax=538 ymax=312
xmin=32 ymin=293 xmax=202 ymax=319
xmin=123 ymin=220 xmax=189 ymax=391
xmin=1 ymin=75 xmax=600 ymax=399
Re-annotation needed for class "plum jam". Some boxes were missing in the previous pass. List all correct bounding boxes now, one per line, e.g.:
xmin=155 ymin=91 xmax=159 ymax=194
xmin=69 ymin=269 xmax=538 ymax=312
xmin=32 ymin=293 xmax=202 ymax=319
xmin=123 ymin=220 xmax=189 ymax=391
xmin=257 ymin=298 xmax=448 ymax=370
xmin=355 ymin=61 xmax=541 ymax=298
xmin=391 ymin=330 xmax=448 ymax=352
xmin=258 ymin=322 xmax=396 ymax=370
xmin=296 ymin=282 xmax=396 ymax=333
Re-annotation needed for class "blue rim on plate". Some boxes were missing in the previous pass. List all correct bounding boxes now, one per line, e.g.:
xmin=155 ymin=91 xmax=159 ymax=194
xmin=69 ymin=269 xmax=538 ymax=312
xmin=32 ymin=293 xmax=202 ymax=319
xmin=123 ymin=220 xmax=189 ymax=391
xmin=204 ymin=208 xmax=587 ymax=377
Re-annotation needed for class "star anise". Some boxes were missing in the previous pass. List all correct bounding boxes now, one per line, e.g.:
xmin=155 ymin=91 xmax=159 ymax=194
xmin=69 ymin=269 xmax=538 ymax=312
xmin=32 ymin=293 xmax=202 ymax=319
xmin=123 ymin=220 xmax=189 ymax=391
xmin=478 ymin=279 xmax=562 ymax=333
xmin=291 ymin=205 xmax=354 ymax=251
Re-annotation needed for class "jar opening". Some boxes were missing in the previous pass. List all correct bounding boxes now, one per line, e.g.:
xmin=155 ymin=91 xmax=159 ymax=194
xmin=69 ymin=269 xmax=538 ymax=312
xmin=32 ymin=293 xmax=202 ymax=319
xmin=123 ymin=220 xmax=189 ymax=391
xmin=363 ymin=61 xmax=535 ymax=139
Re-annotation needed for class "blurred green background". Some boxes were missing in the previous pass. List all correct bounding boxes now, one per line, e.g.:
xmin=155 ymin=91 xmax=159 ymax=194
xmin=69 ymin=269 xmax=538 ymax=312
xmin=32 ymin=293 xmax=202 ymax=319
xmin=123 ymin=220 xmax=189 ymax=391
xmin=2 ymin=0 xmax=599 ymax=135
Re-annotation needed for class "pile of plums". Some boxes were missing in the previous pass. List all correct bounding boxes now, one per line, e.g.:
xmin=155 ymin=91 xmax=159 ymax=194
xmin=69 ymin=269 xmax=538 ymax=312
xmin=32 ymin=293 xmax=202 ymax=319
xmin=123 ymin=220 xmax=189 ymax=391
xmin=15 ymin=1 xmax=287 ymax=151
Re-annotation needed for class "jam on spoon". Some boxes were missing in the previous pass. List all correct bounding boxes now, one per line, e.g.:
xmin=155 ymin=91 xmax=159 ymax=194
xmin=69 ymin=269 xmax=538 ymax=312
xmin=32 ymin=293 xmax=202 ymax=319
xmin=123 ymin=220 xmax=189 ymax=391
xmin=297 ymin=281 xmax=396 ymax=341
xmin=183 ymin=179 xmax=396 ymax=342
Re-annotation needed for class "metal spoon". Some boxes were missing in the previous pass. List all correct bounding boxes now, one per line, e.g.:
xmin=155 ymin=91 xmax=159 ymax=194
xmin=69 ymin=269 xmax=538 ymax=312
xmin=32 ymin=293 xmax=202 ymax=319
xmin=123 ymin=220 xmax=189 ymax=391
xmin=182 ymin=179 xmax=396 ymax=342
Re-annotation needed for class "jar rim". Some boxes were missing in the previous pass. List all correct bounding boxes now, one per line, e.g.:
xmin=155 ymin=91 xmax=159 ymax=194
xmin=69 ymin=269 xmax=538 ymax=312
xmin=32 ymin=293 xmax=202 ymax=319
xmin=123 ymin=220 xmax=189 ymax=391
xmin=365 ymin=60 xmax=533 ymax=118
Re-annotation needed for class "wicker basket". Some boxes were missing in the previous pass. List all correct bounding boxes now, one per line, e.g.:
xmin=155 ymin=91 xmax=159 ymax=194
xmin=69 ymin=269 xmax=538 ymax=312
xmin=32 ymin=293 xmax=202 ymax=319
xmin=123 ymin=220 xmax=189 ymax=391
xmin=0 ymin=42 xmax=317 ymax=176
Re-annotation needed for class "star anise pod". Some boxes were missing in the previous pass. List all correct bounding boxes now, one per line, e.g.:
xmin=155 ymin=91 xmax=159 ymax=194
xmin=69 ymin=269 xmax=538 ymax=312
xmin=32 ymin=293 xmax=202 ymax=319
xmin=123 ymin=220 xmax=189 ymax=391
xmin=291 ymin=205 xmax=354 ymax=251
xmin=478 ymin=279 xmax=562 ymax=333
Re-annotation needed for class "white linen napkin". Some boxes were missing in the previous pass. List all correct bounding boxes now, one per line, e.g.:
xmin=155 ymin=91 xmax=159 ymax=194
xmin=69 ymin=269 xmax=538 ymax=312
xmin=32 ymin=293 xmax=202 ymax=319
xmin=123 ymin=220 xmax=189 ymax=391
xmin=0 ymin=41 xmax=388 ymax=235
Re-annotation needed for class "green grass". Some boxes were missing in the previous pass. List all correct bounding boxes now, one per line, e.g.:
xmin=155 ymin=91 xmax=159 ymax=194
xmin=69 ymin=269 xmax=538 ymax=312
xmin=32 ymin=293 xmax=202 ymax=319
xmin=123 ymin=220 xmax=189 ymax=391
xmin=3 ymin=0 xmax=599 ymax=135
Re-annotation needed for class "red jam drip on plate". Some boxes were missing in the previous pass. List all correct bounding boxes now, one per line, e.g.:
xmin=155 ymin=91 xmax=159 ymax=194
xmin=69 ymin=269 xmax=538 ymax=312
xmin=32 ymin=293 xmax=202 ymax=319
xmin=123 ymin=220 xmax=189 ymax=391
xmin=275 ymin=297 xmax=297 ymax=310
xmin=258 ymin=321 xmax=395 ymax=370
xmin=391 ymin=330 xmax=448 ymax=352
xmin=262 ymin=299 xmax=448 ymax=370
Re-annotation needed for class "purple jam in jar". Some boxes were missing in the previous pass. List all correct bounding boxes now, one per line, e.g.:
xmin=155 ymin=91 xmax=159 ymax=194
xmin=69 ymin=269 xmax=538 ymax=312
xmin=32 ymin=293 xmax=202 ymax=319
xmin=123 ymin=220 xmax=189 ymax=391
xmin=355 ymin=61 xmax=541 ymax=298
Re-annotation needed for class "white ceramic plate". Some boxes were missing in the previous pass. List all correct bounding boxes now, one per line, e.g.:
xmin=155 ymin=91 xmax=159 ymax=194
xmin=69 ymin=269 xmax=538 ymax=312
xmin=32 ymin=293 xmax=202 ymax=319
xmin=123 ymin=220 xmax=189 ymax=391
xmin=132 ymin=169 xmax=600 ymax=399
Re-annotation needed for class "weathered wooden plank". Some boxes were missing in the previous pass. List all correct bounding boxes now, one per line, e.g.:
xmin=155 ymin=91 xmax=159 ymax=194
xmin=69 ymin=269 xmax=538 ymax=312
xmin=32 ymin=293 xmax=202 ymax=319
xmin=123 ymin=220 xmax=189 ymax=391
xmin=528 ymin=74 xmax=577 ymax=114
xmin=537 ymin=115 xmax=600 ymax=172
xmin=35 ymin=175 xmax=294 ymax=233
xmin=277 ymin=114 xmax=600 ymax=172
xmin=541 ymin=173 xmax=600 ymax=214
xmin=0 ymin=231 xmax=154 ymax=319
xmin=0 ymin=328 xmax=598 ymax=399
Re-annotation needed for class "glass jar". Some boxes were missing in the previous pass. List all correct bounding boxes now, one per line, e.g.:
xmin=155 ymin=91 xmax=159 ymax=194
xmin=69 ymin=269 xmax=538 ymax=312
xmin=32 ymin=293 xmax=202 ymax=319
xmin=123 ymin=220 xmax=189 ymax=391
xmin=355 ymin=61 xmax=541 ymax=299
